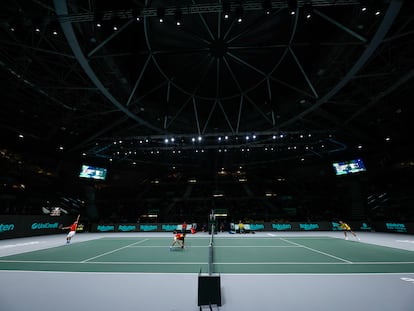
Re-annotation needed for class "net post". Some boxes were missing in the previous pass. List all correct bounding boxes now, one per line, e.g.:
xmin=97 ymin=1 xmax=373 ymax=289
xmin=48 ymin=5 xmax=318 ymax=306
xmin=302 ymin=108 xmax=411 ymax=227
xmin=208 ymin=224 xmax=214 ymax=276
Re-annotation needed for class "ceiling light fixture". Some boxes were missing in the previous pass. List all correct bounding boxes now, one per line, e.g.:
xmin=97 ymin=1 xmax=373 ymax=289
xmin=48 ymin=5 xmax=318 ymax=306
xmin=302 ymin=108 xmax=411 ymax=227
xmin=288 ymin=0 xmax=297 ymax=15
xmin=303 ymin=2 xmax=313 ymax=19
xmin=132 ymin=8 xmax=141 ymax=22
xmin=262 ymin=0 xmax=272 ymax=15
xmin=236 ymin=6 xmax=244 ymax=23
xmin=174 ymin=9 xmax=183 ymax=26
xmin=94 ymin=11 xmax=103 ymax=28
xmin=222 ymin=2 xmax=231 ymax=20
xmin=157 ymin=7 xmax=165 ymax=23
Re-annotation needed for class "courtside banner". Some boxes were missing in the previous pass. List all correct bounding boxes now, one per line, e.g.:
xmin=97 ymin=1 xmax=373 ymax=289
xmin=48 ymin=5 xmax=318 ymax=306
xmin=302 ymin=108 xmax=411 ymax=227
xmin=271 ymin=222 xmax=332 ymax=231
xmin=90 ymin=223 xmax=160 ymax=232
xmin=374 ymin=222 xmax=414 ymax=234
xmin=0 ymin=215 xmax=73 ymax=240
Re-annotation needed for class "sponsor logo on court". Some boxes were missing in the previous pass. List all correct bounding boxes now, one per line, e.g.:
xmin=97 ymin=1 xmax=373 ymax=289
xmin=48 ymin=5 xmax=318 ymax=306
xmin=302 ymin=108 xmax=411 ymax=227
xmin=31 ymin=222 xmax=59 ymax=230
xmin=0 ymin=223 xmax=15 ymax=232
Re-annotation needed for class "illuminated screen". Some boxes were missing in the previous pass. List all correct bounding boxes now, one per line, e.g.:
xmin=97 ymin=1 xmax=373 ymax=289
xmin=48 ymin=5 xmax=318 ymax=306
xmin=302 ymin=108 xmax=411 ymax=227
xmin=332 ymin=158 xmax=366 ymax=176
xmin=79 ymin=165 xmax=107 ymax=180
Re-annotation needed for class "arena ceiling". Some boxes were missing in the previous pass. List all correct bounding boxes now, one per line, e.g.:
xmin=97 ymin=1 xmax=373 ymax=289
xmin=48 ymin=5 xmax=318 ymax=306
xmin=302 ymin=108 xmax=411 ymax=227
xmin=0 ymin=0 xmax=413 ymax=175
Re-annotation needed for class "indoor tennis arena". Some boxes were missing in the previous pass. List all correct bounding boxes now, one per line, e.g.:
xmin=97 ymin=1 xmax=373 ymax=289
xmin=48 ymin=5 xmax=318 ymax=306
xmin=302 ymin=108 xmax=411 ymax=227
xmin=1 ymin=229 xmax=414 ymax=310
xmin=1 ymin=0 xmax=414 ymax=310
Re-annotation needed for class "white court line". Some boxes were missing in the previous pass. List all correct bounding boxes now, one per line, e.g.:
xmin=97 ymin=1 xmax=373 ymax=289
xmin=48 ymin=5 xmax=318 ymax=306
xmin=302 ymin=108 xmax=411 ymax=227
xmin=0 ymin=241 xmax=42 ymax=249
xmin=81 ymin=239 xmax=149 ymax=263
xmin=1 ymin=260 xmax=413 ymax=265
xmin=216 ymin=236 xmax=336 ymax=240
xmin=280 ymin=237 xmax=353 ymax=264
xmin=396 ymin=240 xmax=414 ymax=244
xmin=0 ymin=260 xmax=206 ymax=265
xmin=2 ymin=270 xmax=414 ymax=276
xmin=129 ymin=245 xmax=300 ymax=248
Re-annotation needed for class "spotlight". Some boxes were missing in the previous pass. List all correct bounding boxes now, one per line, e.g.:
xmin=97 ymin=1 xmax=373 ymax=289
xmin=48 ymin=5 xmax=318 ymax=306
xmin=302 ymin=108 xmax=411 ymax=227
xmin=49 ymin=21 xmax=59 ymax=36
xmin=174 ymin=9 xmax=183 ymax=26
xmin=157 ymin=7 xmax=165 ymax=23
xmin=262 ymin=0 xmax=272 ymax=15
xmin=9 ymin=23 xmax=16 ymax=32
xmin=32 ymin=17 xmax=44 ymax=33
xmin=288 ymin=0 xmax=297 ymax=15
xmin=112 ymin=17 xmax=120 ymax=31
xmin=236 ymin=6 xmax=244 ymax=23
xmin=132 ymin=8 xmax=141 ymax=22
xmin=94 ymin=11 xmax=104 ymax=28
xmin=222 ymin=2 xmax=231 ymax=20
xmin=359 ymin=0 xmax=369 ymax=12
xmin=303 ymin=3 xmax=313 ymax=19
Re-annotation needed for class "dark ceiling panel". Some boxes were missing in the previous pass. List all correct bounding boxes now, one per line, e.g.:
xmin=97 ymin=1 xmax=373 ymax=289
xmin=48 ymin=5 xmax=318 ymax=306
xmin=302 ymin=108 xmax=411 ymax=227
xmin=0 ymin=0 xmax=412 ymax=174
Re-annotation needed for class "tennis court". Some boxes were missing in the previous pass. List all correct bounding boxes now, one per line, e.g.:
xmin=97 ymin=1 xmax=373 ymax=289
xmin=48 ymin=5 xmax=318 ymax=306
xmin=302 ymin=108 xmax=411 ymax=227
xmin=1 ymin=234 xmax=414 ymax=274
xmin=1 ymin=232 xmax=414 ymax=311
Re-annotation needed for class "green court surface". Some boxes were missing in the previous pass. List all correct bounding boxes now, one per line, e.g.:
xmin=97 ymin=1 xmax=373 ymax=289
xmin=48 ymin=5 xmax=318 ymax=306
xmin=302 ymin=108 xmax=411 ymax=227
xmin=0 ymin=236 xmax=413 ymax=274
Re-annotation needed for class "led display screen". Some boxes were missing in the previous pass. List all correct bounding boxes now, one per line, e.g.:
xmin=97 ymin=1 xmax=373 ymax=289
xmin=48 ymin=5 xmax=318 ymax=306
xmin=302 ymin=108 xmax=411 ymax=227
xmin=332 ymin=158 xmax=366 ymax=176
xmin=79 ymin=165 xmax=107 ymax=180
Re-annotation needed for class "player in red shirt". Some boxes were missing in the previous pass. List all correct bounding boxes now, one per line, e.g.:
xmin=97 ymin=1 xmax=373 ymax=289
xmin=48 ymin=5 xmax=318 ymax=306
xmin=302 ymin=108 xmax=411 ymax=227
xmin=62 ymin=214 xmax=80 ymax=244
xmin=170 ymin=231 xmax=185 ymax=250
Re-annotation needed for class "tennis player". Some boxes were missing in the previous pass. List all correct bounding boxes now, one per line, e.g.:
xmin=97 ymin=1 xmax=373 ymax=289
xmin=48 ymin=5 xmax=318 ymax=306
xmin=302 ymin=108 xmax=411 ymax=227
xmin=181 ymin=221 xmax=187 ymax=235
xmin=170 ymin=231 xmax=185 ymax=250
xmin=62 ymin=214 xmax=80 ymax=244
xmin=339 ymin=220 xmax=360 ymax=241
xmin=238 ymin=220 xmax=245 ymax=234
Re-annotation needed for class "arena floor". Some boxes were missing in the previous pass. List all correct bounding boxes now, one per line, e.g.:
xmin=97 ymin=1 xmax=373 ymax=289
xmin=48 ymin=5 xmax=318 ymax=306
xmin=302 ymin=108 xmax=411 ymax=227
xmin=1 ymin=231 xmax=413 ymax=311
